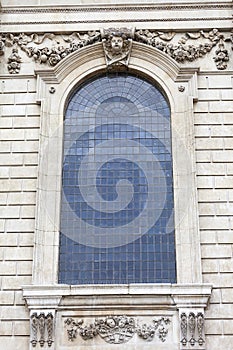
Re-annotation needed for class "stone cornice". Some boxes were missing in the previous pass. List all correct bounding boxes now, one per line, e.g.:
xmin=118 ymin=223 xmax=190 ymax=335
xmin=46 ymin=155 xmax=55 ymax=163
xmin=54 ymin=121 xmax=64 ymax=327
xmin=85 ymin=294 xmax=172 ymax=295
xmin=1 ymin=2 xmax=232 ymax=13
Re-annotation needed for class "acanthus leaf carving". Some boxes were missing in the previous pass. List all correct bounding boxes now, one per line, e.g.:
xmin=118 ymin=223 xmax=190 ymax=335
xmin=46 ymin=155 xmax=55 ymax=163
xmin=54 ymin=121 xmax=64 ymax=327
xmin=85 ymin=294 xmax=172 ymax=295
xmin=65 ymin=315 xmax=171 ymax=345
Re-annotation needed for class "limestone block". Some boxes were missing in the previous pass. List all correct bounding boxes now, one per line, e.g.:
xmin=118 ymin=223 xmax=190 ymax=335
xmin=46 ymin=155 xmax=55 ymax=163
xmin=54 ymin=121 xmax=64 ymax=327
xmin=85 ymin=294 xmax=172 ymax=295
xmin=14 ymin=320 xmax=30 ymax=336
xmin=25 ymin=129 xmax=39 ymax=140
xmin=202 ymin=259 xmax=219 ymax=273
xmin=0 ymin=337 xmax=29 ymax=350
xmin=18 ymin=232 xmax=34 ymax=246
xmin=217 ymin=231 xmax=233 ymax=244
xmin=20 ymin=206 xmax=36 ymax=219
xmin=0 ymin=179 xmax=22 ymax=192
xmin=0 ymin=206 xmax=20 ymax=219
xmin=195 ymin=113 xmax=223 ymax=125
xmin=194 ymin=102 xmax=209 ymax=113
xmin=1 ymin=276 xmax=32 ymax=290
xmin=207 ymin=75 xmax=233 ymax=89
xmin=0 ymin=261 xmax=17 ymax=275
xmin=5 ymin=218 xmax=35 ymax=233
xmin=12 ymin=140 xmax=39 ymax=153
xmin=196 ymin=151 xmax=212 ymax=162
xmin=0 ymin=321 xmax=13 ymax=335
xmin=7 ymin=193 xmax=36 ymax=206
xmin=0 ymin=291 xmax=15 ymax=305
xmin=13 ymin=116 xmax=40 ymax=128
xmin=0 ymin=94 xmax=15 ymax=105
xmin=223 ymin=320 xmax=233 ymax=334
xmin=205 ymin=319 xmax=223 ymax=335
xmin=0 ymin=193 xmax=8 ymax=205
xmin=0 ymin=153 xmax=24 ymax=166
xmin=15 ymin=93 xmax=37 ymax=105
xmin=0 ymin=117 xmax=13 ymax=128
xmin=215 ymin=176 xmax=233 ymax=188
xmin=17 ymin=261 xmax=32 ymax=275
xmin=0 ymin=129 xmax=25 ymax=141
xmin=195 ymin=125 xmax=211 ymax=137
xmin=1 ymin=105 xmax=27 ymax=116
xmin=199 ymin=202 xmax=233 ymax=215
xmin=209 ymin=288 xmax=221 ymax=304
xmin=198 ymin=189 xmax=227 ymax=202
xmin=211 ymin=126 xmax=233 ymax=137
xmin=198 ymin=89 xmax=221 ymax=101
xmin=213 ymin=152 xmax=233 ymax=163
xmin=200 ymin=230 xmax=217 ymax=244
xmin=201 ymin=244 xmax=232 ymax=258
xmin=196 ymin=176 xmax=214 ymax=189
xmin=14 ymin=291 xmax=25 ymax=306
xmin=221 ymin=289 xmax=233 ymax=303
xmin=221 ymin=90 xmax=233 ymax=100
xmin=195 ymin=137 xmax=224 ymax=150
xmin=1 ymin=78 xmax=36 ymax=93
xmin=197 ymin=163 xmax=226 ymax=175
xmin=0 ymin=233 xmax=18 ymax=246
xmin=4 ymin=246 xmax=33 ymax=260
xmin=10 ymin=166 xmax=38 ymax=178
xmin=204 ymin=273 xmax=233 ymax=288
xmin=0 ymin=306 xmax=29 ymax=320
xmin=0 ymin=141 xmax=11 ymax=153
xmin=219 ymin=259 xmax=233 ymax=273
xmin=0 ymin=167 xmax=10 ymax=178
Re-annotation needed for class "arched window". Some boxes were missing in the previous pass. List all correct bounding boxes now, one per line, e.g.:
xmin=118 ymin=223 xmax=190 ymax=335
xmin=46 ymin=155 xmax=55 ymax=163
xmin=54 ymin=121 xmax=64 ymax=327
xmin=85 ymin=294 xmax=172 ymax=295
xmin=59 ymin=73 xmax=176 ymax=285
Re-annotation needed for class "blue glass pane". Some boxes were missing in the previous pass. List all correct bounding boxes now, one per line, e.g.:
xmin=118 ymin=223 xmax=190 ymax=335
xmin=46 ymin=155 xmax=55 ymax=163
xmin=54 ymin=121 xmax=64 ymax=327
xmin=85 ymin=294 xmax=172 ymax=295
xmin=59 ymin=74 xmax=176 ymax=284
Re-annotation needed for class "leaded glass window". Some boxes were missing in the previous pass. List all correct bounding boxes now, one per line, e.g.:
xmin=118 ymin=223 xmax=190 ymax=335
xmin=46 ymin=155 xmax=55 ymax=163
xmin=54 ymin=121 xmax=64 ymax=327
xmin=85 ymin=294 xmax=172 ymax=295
xmin=59 ymin=73 xmax=176 ymax=284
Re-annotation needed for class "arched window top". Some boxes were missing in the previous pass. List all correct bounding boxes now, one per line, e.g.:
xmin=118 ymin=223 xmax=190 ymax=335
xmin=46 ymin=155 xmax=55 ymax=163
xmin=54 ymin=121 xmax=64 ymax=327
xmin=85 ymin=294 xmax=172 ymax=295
xmin=59 ymin=73 xmax=176 ymax=285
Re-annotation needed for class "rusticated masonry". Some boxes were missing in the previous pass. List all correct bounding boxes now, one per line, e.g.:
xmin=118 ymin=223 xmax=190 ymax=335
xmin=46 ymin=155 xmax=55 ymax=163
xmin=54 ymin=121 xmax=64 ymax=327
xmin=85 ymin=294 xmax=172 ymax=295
xmin=64 ymin=315 xmax=171 ymax=344
xmin=0 ymin=28 xmax=232 ymax=73
xmin=30 ymin=313 xmax=54 ymax=348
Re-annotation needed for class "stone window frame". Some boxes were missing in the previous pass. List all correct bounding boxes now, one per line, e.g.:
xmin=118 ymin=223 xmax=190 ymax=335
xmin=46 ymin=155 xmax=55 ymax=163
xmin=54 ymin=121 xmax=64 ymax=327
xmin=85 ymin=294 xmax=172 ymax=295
xmin=23 ymin=42 xmax=212 ymax=350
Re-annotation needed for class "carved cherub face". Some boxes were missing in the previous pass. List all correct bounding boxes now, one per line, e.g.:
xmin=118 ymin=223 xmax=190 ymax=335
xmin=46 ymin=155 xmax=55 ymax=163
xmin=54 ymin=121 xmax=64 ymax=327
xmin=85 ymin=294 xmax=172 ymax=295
xmin=111 ymin=36 xmax=124 ymax=53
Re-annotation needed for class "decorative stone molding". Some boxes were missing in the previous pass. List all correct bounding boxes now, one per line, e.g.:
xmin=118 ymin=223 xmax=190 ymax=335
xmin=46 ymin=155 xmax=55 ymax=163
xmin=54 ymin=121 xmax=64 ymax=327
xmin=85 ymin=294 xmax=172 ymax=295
xmin=101 ymin=27 xmax=134 ymax=69
xmin=24 ymin=285 xmax=211 ymax=349
xmin=30 ymin=312 xmax=54 ymax=348
xmin=65 ymin=315 xmax=171 ymax=344
xmin=179 ymin=311 xmax=205 ymax=350
xmin=0 ymin=28 xmax=232 ymax=74
xmin=135 ymin=28 xmax=231 ymax=70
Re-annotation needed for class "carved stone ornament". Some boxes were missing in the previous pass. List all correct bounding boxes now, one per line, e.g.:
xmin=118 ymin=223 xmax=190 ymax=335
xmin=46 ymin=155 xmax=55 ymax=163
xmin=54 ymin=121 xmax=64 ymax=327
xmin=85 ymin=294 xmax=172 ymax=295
xmin=65 ymin=315 xmax=171 ymax=344
xmin=101 ymin=27 xmax=134 ymax=69
xmin=0 ymin=28 xmax=232 ymax=73
xmin=180 ymin=312 xmax=205 ymax=349
xmin=7 ymin=46 xmax=21 ymax=74
xmin=30 ymin=312 xmax=54 ymax=348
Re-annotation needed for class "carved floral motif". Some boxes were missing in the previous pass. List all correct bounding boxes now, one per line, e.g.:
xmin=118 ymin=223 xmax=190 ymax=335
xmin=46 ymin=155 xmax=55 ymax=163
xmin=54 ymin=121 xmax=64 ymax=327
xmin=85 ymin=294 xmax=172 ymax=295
xmin=30 ymin=312 xmax=54 ymax=348
xmin=7 ymin=46 xmax=21 ymax=74
xmin=180 ymin=312 xmax=205 ymax=349
xmin=65 ymin=315 xmax=171 ymax=344
xmin=0 ymin=28 xmax=232 ymax=73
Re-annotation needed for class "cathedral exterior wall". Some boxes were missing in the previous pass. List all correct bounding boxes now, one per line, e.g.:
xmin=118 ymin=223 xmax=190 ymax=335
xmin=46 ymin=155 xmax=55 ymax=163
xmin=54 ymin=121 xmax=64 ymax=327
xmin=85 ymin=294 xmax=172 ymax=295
xmin=0 ymin=1 xmax=232 ymax=349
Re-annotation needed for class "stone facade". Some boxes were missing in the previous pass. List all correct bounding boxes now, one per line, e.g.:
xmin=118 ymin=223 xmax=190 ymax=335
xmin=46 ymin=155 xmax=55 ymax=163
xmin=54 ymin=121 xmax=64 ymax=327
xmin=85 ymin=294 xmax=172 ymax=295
xmin=0 ymin=1 xmax=232 ymax=349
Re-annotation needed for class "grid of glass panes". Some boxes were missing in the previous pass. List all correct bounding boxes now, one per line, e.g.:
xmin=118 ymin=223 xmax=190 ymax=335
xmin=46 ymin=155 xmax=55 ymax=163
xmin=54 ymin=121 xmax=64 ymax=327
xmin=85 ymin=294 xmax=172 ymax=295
xmin=59 ymin=74 xmax=176 ymax=284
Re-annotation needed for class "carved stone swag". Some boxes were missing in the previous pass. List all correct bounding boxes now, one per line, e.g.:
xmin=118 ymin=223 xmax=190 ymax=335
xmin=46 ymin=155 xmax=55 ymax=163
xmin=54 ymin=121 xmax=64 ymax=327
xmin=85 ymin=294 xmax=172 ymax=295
xmin=0 ymin=27 xmax=232 ymax=73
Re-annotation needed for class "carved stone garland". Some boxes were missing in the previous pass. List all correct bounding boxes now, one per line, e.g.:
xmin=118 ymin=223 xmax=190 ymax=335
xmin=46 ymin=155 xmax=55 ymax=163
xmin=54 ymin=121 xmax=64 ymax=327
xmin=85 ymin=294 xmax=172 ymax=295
xmin=65 ymin=315 xmax=171 ymax=344
xmin=0 ymin=28 xmax=232 ymax=74
xmin=30 ymin=312 xmax=54 ymax=348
